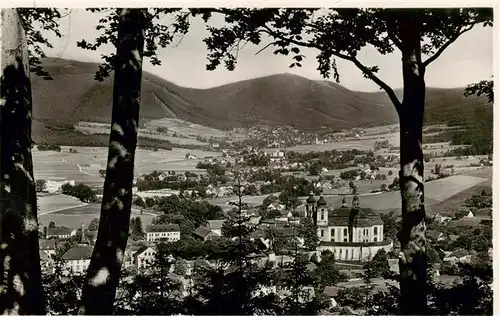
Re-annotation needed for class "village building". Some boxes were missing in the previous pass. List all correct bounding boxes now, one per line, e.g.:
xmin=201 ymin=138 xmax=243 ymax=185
xmin=60 ymin=224 xmax=93 ymax=274
xmin=145 ymin=224 xmax=181 ymax=243
xmin=133 ymin=245 xmax=157 ymax=269
xmin=206 ymin=219 xmax=225 ymax=236
xmin=46 ymin=226 xmax=74 ymax=239
xmin=193 ymin=225 xmax=219 ymax=241
xmin=39 ymin=239 xmax=58 ymax=257
xmin=306 ymin=193 xmax=393 ymax=261
xmin=45 ymin=179 xmax=75 ymax=193
xmin=40 ymin=250 xmax=54 ymax=274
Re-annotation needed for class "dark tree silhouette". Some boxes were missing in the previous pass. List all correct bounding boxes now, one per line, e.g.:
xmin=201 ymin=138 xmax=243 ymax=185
xmin=0 ymin=9 xmax=47 ymax=314
xmin=465 ymin=78 xmax=493 ymax=102
xmin=78 ymin=9 xmax=147 ymax=315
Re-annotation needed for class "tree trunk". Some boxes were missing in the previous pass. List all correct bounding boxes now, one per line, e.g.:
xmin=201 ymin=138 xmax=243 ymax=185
xmin=397 ymin=17 xmax=428 ymax=315
xmin=79 ymin=8 xmax=146 ymax=315
xmin=0 ymin=9 xmax=45 ymax=314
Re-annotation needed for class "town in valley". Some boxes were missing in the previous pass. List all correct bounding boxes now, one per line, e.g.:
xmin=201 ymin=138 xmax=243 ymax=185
xmin=1 ymin=6 xmax=494 ymax=316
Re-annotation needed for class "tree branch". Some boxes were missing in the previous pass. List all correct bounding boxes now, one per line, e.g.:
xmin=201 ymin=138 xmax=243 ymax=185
xmin=337 ymin=53 xmax=402 ymax=112
xmin=387 ymin=30 xmax=403 ymax=51
xmin=422 ymin=24 xmax=475 ymax=67
xmin=261 ymin=25 xmax=402 ymax=112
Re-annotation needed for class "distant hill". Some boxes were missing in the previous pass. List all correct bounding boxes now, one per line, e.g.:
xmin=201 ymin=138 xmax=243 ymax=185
xmin=31 ymin=58 xmax=491 ymax=144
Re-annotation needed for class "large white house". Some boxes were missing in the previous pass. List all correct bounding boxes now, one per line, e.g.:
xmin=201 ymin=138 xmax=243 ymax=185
xmin=305 ymin=193 xmax=393 ymax=262
xmin=145 ymin=224 xmax=181 ymax=243
xmin=133 ymin=245 xmax=157 ymax=269
xmin=60 ymin=224 xmax=93 ymax=274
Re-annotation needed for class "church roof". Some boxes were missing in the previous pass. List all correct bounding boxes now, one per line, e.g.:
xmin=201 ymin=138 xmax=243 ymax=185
xmin=306 ymin=194 xmax=316 ymax=204
xmin=61 ymin=244 xmax=93 ymax=261
xmin=327 ymin=207 xmax=383 ymax=227
xmin=317 ymin=196 xmax=327 ymax=206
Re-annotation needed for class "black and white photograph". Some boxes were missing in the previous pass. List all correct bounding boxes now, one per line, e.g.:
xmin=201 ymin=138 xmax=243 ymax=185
xmin=0 ymin=2 xmax=496 ymax=315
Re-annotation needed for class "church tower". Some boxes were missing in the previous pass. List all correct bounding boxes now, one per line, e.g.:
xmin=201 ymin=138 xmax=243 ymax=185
xmin=78 ymin=222 xmax=90 ymax=245
xmin=306 ymin=191 xmax=316 ymax=218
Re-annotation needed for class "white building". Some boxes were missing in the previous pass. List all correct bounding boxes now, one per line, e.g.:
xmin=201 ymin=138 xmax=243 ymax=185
xmin=46 ymin=226 xmax=74 ymax=239
xmin=133 ymin=245 xmax=157 ymax=269
xmin=60 ymin=225 xmax=93 ymax=274
xmin=61 ymin=245 xmax=93 ymax=274
xmin=39 ymin=239 xmax=57 ymax=257
xmin=135 ymin=188 xmax=181 ymax=199
xmin=46 ymin=179 xmax=75 ymax=193
xmin=145 ymin=224 xmax=181 ymax=243
xmin=305 ymin=194 xmax=393 ymax=262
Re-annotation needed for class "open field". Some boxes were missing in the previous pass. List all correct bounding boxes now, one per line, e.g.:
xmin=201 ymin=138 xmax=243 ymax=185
xmin=33 ymin=146 xmax=221 ymax=186
xmin=144 ymin=118 xmax=248 ymax=142
xmin=287 ymin=135 xmax=398 ymax=152
xmin=38 ymin=203 xmax=156 ymax=229
xmin=290 ymin=135 xmax=466 ymax=155
xmin=424 ymin=174 xmax=490 ymax=202
xmin=38 ymin=194 xmax=87 ymax=215
xmin=75 ymin=121 xmax=211 ymax=146
xmin=428 ymin=181 xmax=492 ymax=216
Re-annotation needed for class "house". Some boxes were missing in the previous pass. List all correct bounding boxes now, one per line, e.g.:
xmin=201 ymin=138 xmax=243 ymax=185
xmin=39 ymin=239 xmax=58 ymax=257
xmin=193 ymin=226 xmax=218 ymax=241
xmin=443 ymin=249 xmax=472 ymax=264
xmin=145 ymin=224 xmax=181 ymax=243
xmin=61 ymin=245 xmax=93 ymax=274
xmin=267 ymin=203 xmax=286 ymax=212
xmin=426 ymin=230 xmax=444 ymax=242
xmin=206 ymin=220 xmax=225 ymax=236
xmin=46 ymin=226 xmax=73 ymax=239
xmin=40 ymin=250 xmax=54 ymax=274
xmin=434 ymin=213 xmax=452 ymax=224
xmin=124 ymin=244 xmax=144 ymax=268
xmin=323 ymin=286 xmax=339 ymax=309
xmin=46 ymin=179 xmax=75 ymax=193
xmin=466 ymin=210 xmax=475 ymax=218
xmin=388 ymin=258 xmax=399 ymax=274
xmin=133 ymin=245 xmax=157 ymax=269
xmin=60 ymin=224 xmax=93 ymax=274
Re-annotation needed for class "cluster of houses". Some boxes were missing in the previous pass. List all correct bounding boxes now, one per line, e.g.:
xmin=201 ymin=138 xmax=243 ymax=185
xmin=39 ymin=221 xmax=182 ymax=275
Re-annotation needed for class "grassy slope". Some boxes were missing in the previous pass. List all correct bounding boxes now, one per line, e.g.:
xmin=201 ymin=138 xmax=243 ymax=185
xmin=32 ymin=58 xmax=491 ymax=145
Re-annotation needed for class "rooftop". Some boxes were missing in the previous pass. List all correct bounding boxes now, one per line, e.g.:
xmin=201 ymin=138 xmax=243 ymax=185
xmin=47 ymin=226 xmax=73 ymax=236
xmin=327 ymin=207 xmax=383 ymax=227
xmin=194 ymin=225 xmax=213 ymax=238
xmin=61 ymin=244 xmax=94 ymax=261
xmin=207 ymin=219 xmax=225 ymax=230
xmin=145 ymin=224 xmax=180 ymax=233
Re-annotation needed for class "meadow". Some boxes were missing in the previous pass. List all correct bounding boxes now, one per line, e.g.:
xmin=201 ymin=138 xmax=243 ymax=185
xmin=33 ymin=146 xmax=221 ymax=186
xmin=38 ymin=203 xmax=156 ymax=229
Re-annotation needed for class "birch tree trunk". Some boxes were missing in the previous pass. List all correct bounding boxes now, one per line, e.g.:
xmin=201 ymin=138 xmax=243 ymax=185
xmin=78 ymin=8 xmax=146 ymax=315
xmin=397 ymin=17 xmax=428 ymax=315
xmin=0 ymin=8 xmax=45 ymax=314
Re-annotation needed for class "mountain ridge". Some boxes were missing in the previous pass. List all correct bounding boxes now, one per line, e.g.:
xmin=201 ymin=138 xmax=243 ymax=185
xmin=31 ymin=57 xmax=491 ymax=144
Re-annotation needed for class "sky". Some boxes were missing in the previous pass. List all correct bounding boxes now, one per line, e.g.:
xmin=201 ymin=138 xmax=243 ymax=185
xmin=44 ymin=9 xmax=494 ymax=91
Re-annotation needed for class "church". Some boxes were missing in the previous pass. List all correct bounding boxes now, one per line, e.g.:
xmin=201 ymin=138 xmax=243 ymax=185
xmin=305 ymin=193 xmax=393 ymax=262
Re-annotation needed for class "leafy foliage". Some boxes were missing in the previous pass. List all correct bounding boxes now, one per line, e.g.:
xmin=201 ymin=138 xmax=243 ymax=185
xmin=77 ymin=8 xmax=194 ymax=81
xmin=465 ymin=79 xmax=493 ymax=103
xmin=61 ymin=183 xmax=97 ymax=203
xmin=18 ymin=8 xmax=63 ymax=79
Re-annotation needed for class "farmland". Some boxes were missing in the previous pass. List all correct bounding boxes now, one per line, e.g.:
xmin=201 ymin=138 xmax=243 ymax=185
xmin=33 ymin=146 xmax=221 ymax=187
xmin=38 ymin=202 xmax=156 ymax=228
